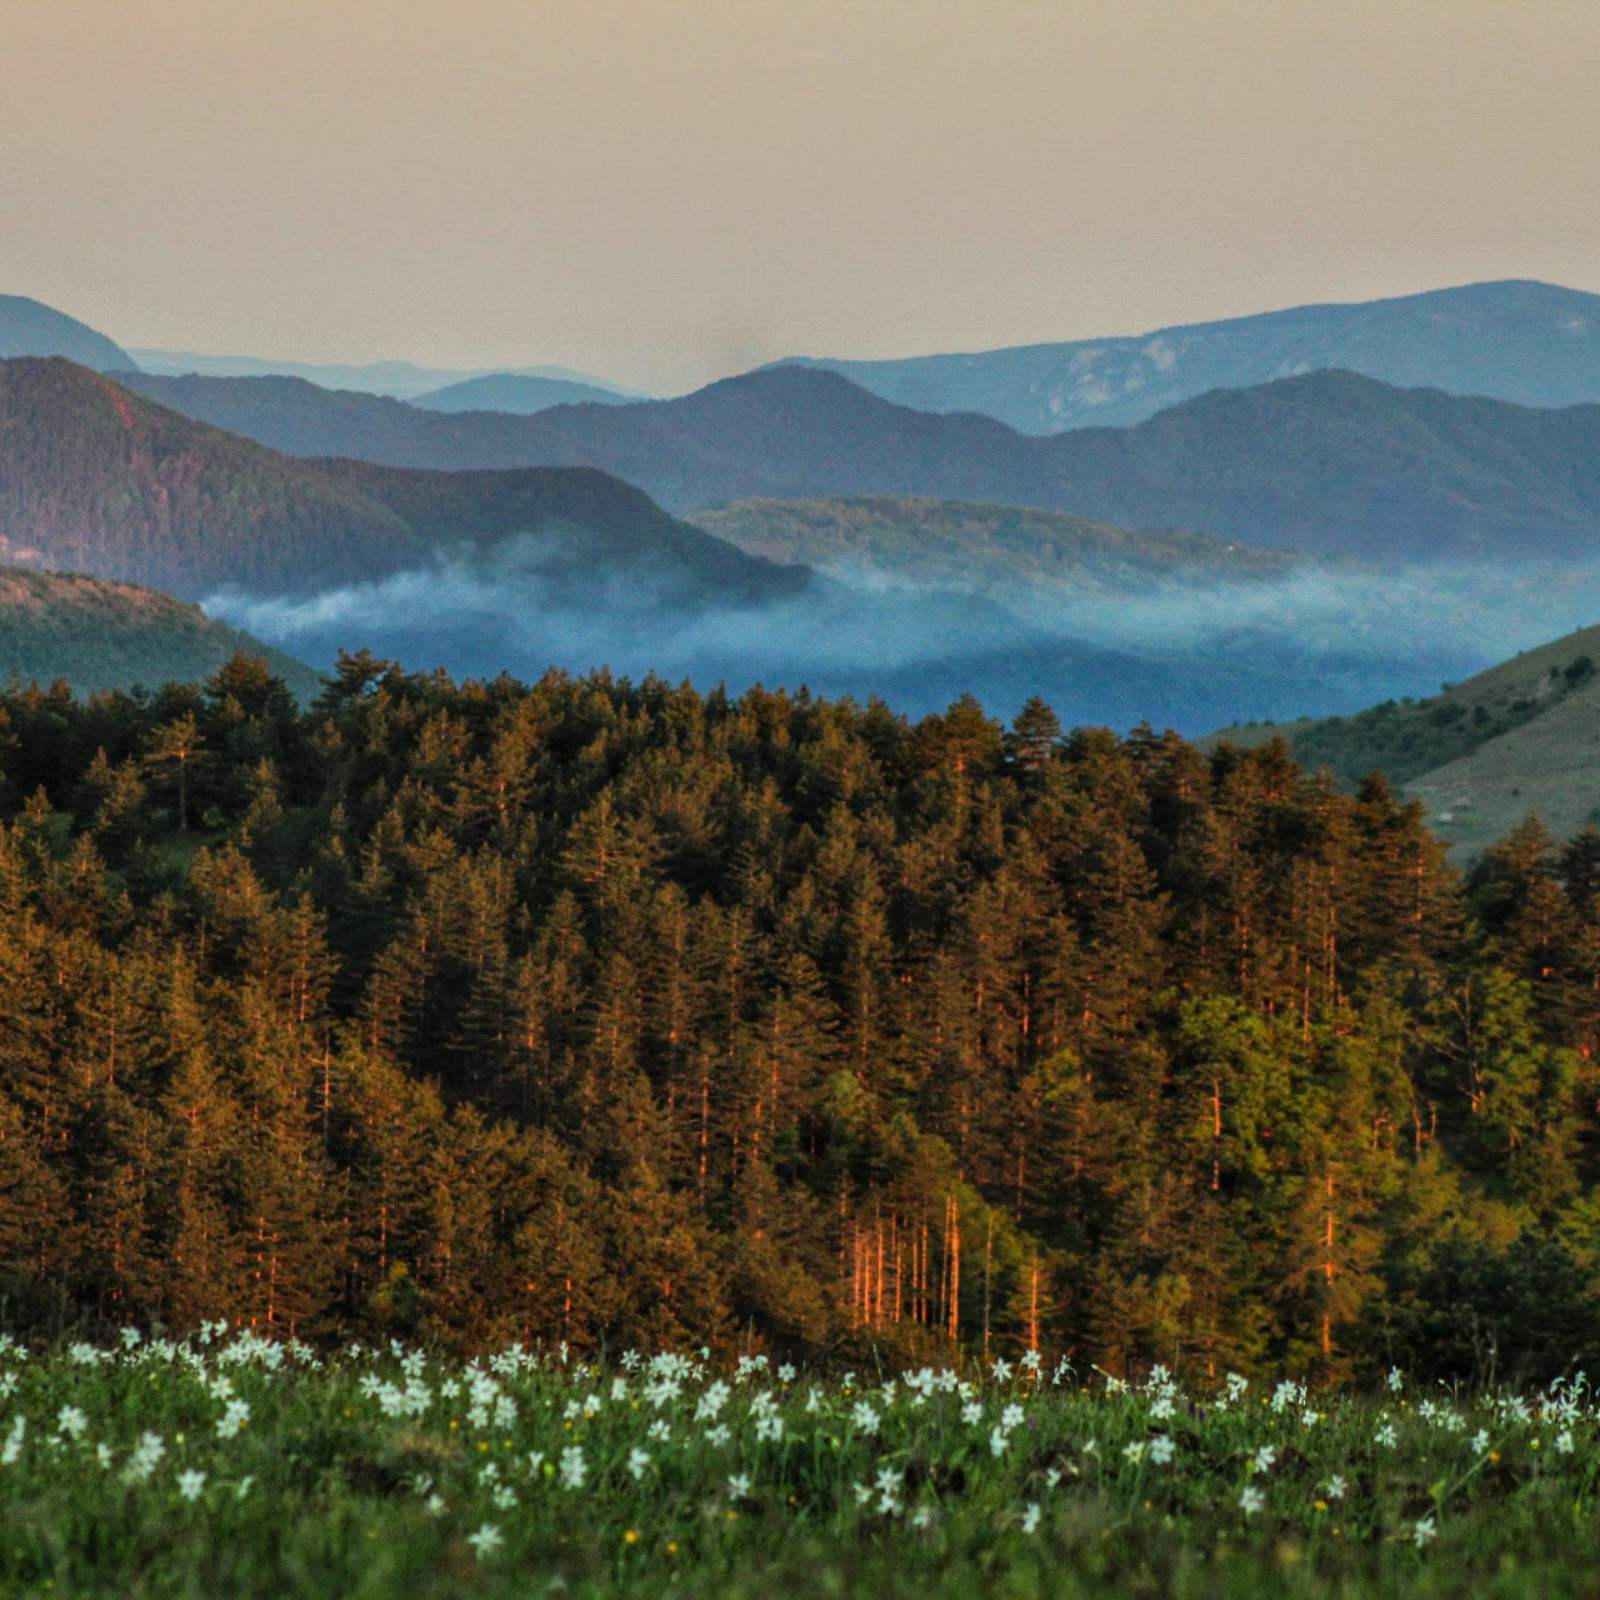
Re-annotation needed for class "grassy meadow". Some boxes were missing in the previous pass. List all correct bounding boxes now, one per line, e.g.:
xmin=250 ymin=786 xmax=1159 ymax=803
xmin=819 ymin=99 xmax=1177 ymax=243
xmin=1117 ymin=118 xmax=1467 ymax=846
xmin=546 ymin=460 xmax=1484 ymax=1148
xmin=3 ymin=1332 xmax=1599 ymax=1599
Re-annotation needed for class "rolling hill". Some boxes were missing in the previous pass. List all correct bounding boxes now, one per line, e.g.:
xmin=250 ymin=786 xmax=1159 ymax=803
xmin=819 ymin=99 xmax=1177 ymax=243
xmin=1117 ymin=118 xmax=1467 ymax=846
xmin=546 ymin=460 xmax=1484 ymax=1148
xmin=774 ymin=279 xmax=1600 ymax=434
xmin=0 ymin=294 xmax=137 ymax=371
xmin=1210 ymin=625 xmax=1600 ymax=856
xmin=688 ymin=496 xmax=1304 ymax=599
xmin=116 ymin=363 xmax=1600 ymax=564
xmin=0 ymin=358 xmax=806 ymax=603
xmin=0 ymin=566 xmax=319 ymax=699
xmin=413 ymin=373 xmax=637 ymax=414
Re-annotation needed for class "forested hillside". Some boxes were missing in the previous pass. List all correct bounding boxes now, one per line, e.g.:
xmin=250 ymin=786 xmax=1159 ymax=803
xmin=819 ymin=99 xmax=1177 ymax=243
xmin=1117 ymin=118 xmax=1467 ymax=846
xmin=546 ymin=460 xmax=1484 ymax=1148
xmin=2 ymin=657 xmax=1597 ymax=1380
xmin=0 ymin=358 xmax=804 ymax=602
xmin=0 ymin=566 xmax=319 ymax=699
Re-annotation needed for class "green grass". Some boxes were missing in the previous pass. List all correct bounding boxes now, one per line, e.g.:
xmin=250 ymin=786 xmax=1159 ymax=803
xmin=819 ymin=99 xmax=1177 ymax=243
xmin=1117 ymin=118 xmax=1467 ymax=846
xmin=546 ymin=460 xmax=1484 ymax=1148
xmin=2 ymin=1333 xmax=1599 ymax=1598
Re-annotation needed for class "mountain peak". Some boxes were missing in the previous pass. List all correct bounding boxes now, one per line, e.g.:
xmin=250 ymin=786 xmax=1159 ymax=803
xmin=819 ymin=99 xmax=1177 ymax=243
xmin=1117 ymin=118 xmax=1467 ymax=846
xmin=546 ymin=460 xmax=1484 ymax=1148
xmin=770 ymin=279 xmax=1600 ymax=434
xmin=0 ymin=295 xmax=138 ymax=372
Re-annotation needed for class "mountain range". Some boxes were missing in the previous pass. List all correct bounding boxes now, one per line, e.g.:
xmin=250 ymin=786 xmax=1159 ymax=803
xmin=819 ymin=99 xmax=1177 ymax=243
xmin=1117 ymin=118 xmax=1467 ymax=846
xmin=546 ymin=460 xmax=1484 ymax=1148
xmin=0 ymin=355 xmax=1484 ymax=732
xmin=114 ymin=362 xmax=1600 ymax=564
xmin=123 ymin=350 xmax=637 ymax=400
xmin=775 ymin=279 xmax=1600 ymax=434
xmin=13 ymin=277 xmax=1600 ymax=432
xmin=0 ymin=358 xmax=801 ymax=603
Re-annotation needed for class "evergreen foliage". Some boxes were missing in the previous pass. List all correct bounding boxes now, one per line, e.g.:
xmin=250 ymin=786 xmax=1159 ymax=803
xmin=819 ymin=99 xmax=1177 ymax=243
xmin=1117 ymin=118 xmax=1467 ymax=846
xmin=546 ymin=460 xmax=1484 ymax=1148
xmin=2 ymin=656 xmax=1599 ymax=1379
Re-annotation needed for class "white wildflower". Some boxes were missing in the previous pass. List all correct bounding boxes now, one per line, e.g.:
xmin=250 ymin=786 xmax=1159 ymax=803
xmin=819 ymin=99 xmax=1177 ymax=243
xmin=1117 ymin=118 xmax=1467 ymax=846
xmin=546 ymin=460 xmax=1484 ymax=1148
xmin=466 ymin=1523 xmax=503 ymax=1561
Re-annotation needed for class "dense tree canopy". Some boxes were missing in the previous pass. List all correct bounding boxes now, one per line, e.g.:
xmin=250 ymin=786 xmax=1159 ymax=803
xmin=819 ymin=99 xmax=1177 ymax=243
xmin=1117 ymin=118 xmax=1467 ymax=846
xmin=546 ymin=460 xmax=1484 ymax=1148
xmin=2 ymin=654 xmax=1599 ymax=1382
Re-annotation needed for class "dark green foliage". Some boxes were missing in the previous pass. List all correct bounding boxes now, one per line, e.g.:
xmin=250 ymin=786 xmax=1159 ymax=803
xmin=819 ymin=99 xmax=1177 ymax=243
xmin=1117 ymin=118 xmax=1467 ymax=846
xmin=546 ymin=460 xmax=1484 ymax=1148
xmin=1232 ymin=649 xmax=1600 ymax=791
xmin=1286 ymin=693 xmax=1550 ymax=789
xmin=1 ymin=662 xmax=1599 ymax=1380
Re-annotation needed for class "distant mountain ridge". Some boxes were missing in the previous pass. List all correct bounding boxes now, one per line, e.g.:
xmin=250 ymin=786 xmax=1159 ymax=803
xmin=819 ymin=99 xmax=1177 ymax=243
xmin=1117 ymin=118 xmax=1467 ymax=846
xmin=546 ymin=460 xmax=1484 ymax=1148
xmin=125 ymin=350 xmax=639 ymax=400
xmin=117 ymin=362 xmax=1600 ymax=565
xmin=773 ymin=280 xmax=1600 ymax=433
xmin=413 ymin=372 xmax=637 ymax=414
xmin=0 ymin=294 xmax=137 ymax=372
xmin=0 ymin=358 xmax=803 ymax=603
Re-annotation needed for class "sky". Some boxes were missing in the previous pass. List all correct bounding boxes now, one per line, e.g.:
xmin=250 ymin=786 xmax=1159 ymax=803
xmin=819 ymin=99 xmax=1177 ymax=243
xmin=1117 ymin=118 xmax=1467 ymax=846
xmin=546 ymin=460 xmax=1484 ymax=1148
xmin=4 ymin=0 xmax=1598 ymax=394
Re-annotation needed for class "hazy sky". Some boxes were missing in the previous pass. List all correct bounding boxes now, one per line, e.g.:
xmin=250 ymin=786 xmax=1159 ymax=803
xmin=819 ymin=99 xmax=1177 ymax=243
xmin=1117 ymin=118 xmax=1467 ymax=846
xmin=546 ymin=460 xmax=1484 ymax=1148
xmin=5 ymin=0 xmax=1598 ymax=393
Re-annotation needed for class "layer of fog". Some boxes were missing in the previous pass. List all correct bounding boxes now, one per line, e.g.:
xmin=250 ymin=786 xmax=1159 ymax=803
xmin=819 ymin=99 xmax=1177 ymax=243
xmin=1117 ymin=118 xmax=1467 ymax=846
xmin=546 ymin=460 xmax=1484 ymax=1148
xmin=205 ymin=536 xmax=1600 ymax=735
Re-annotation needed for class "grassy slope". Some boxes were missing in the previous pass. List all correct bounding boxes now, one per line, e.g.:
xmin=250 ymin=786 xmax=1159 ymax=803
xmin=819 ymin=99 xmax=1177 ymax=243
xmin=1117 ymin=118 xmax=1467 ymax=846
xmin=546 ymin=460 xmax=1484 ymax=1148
xmin=0 ymin=567 xmax=321 ymax=699
xmin=1208 ymin=623 xmax=1600 ymax=853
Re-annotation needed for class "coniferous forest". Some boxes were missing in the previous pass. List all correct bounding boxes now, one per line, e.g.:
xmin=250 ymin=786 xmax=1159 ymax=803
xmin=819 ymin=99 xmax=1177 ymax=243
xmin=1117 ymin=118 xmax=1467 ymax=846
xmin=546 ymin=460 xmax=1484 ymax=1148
xmin=3 ymin=652 xmax=1597 ymax=1382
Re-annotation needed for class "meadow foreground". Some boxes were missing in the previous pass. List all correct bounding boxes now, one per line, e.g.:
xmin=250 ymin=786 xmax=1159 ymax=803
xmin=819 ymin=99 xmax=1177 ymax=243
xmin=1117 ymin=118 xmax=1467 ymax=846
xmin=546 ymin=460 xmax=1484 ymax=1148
xmin=2 ymin=1332 xmax=1597 ymax=1598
